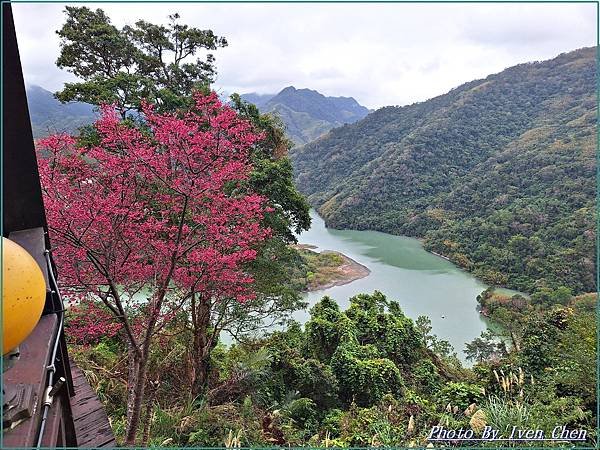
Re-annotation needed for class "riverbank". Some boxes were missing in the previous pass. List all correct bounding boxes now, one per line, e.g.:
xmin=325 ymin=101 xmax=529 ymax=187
xmin=293 ymin=244 xmax=370 ymax=292
xmin=429 ymin=250 xmax=451 ymax=261
xmin=295 ymin=209 xmax=490 ymax=362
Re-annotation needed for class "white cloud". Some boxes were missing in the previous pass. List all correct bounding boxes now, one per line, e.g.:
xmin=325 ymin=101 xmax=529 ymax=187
xmin=12 ymin=2 xmax=596 ymax=109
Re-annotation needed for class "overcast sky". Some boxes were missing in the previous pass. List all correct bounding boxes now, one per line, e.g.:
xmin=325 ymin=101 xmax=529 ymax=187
xmin=13 ymin=2 xmax=597 ymax=109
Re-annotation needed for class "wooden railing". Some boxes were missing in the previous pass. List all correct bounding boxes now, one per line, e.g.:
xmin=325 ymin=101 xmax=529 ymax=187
xmin=2 ymin=4 xmax=115 ymax=448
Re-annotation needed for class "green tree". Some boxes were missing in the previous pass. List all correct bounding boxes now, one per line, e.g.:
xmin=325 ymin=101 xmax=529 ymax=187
xmin=531 ymin=286 xmax=573 ymax=307
xmin=230 ymin=93 xmax=311 ymax=242
xmin=56 ymin=7 xmax=227 ymax=117
xmin=304 ymin=296 xmax=352 ymax=363
xmin=185 ymin=96 xmax=313 ymax=396
xmin=553 ymin=312 xmax=596 ymax=409
xmin=519 ymin=307 xmax=569 ymax=374
xmin=345 ymin=292 xmax=422 ymax=367
xmin=415 ymin=315 xmax=455 ymax=359
xmin=55 ymin=7 xmax=312 ymax=401
xmin=464 ymin=330 xmax=506 ymax=363
xmin=331 ymin=342 xmax=404 ymax=406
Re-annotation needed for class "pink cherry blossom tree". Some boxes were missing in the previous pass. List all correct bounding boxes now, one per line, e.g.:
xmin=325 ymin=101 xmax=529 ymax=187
xmin=38 ymin=92 xmax=271 ymax=445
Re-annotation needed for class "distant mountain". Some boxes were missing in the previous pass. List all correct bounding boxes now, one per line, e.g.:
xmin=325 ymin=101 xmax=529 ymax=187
xmin=26 ymin=84 xmax=368 ymax=145
xmin=290 ymin=47 xmax=596 ymax=294
xmin=241 ymin=87 xmax=369 ymax=145
xmin=239 ymin=92 xmax=275 ymax=109
xmin=26 ymin=85 xmax=97 ymax=138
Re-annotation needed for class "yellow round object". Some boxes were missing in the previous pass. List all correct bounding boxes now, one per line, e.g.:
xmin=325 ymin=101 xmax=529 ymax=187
xmin=2 ymin=237 xmax=46 ymax=355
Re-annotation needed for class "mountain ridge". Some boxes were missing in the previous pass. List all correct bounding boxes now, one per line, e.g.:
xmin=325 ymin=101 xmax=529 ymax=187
xmin=26 ymin=84 xmax=97 ymax=139
xmin=241 ymin=86 xmax=369 ymax=145
xmin=290 ymin=46 xmax=596 ymax=294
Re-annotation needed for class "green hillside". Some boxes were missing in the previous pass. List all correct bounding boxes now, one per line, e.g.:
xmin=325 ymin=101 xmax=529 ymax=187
xmin=26 ymin=84 xmax=97 ymax=138
xmin=242 ymin=86 xmax=369 ymax=145
xmin=291 ymin=47 xmax=596 ymax=294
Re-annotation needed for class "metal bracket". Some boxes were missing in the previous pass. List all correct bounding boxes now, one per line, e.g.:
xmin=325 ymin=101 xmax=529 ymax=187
xmin=43 ymin=377 xmax=65 ymax=407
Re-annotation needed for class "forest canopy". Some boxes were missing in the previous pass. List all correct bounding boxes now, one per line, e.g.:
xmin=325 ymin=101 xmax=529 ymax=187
xmin=32 ymin=7 xmax=597 ymax=447
xmin=291 ymin=47 xmax=596 ymax=295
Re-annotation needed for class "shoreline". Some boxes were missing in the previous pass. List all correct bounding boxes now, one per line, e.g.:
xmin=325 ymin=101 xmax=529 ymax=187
xmin=294 ymin=244 xmax=371 ymax=292
xmin=429 ymin=250 xmax=451 ymax=261
xmin=309 ymin=250 xmax=371 ymax=291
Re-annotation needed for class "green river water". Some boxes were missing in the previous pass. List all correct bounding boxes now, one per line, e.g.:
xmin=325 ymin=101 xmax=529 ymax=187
xmin=294 ymin=210 xmax=500 ymax=363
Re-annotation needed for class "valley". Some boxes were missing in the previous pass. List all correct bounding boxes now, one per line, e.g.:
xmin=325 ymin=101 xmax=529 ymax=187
xmin=19 ymin=6 xmax=596 ymax=443
xmin=290 ymin=47 xmax=596 ymax=296
xmin=295 ymin=210 xmax=490 ymax=363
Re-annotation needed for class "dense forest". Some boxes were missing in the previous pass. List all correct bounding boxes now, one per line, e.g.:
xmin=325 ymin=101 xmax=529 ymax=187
xmin=291 ymin=47 xmax=596 ymax=295
xmin=27 ymin=6 xmax=596 ymax=447
xmin=70 ymin=290 xmax=596 ymax=446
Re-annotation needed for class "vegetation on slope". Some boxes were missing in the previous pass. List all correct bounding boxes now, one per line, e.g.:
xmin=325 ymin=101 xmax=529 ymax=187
xmin=291 ymin=47 xmax=596 ymax=294
xmin=293 ymin=245 xmax=370 ymax=291
xmin=48 ymin=7 xmax=596 ymax=447
xmin=69 ymin=291 xmax=596 ymax=446
xmin=27 ymin=84 xmax=96 ymax=138
xmin=243 ymin=86 xmax=370 ymax=146
xmin=469 ymin=289 xmax=596 ymax=432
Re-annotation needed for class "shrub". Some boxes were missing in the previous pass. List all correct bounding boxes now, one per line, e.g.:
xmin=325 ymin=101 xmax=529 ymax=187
xmin=331 ymin=343 xmax=404 ymax=406
xmin=437 ymin=382 xmax=485 ymax=411
xmin=284 ymin=398 xmax=318 ymax=434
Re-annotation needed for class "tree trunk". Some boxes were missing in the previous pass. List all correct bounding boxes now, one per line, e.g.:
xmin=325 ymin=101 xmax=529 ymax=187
xmin=191 ymin=297 xmax=213 ymax=397
xmin=124 ymin=350 xmax=149 ymax=445
xmin=191 ymin=352 xmax=211 ymax=397
xmin=510 ymin=330 xmax=521 ymax=352
xmin=141 ymin=397 xmax=153 ymax=447
xmin=126 ymin=344 xmax=139 ymax=428
xmin=125 ymin=294 xmax=164 ymax=445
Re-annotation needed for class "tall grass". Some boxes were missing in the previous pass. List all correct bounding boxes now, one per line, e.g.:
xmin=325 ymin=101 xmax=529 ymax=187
xmin=484 ymin=395 xmax=531 ymax=435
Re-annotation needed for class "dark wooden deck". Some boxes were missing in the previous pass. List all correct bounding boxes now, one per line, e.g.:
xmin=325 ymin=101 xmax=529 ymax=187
xmin=70 ymin=362 xmax=118 ymax=448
